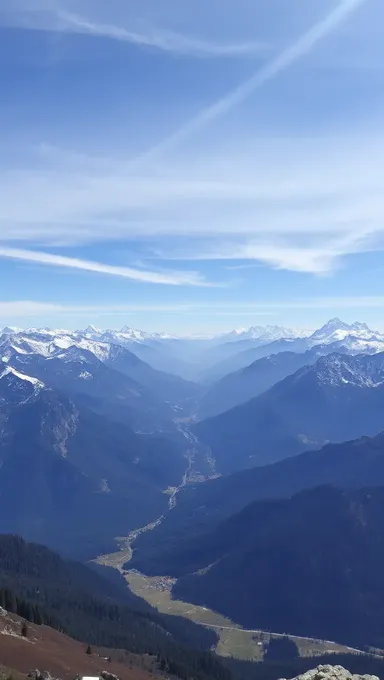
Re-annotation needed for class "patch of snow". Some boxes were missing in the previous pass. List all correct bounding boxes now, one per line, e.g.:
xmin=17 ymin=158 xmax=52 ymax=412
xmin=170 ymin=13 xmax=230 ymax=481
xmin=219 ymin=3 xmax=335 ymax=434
xmin=79 ymin=370 xmax=93 ymax=380
xmin=51 ymin=336 xmax=76 ymax=350
xmin=99 ymin=478 xmax=111 ymax=493
xmin=76 ymin=338 xmax=111 ymax=361
xmin=0 ymin=365 xmax=45 ymax=388
xmin=54 ymin=350 xmax=87 ymax=364
xmin=314 ymin=353 xmax=384 ymax=389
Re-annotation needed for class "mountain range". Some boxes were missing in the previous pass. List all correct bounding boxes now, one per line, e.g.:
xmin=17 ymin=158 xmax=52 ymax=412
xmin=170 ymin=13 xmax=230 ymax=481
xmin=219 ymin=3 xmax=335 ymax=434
xmin=3 ymin=317 xmax=384 ymax=656
xmin=3 ymin=318 xmax=384 ymax=383
xmin=195 ymin=351 xmax=384 ymax=474
xmin=202 ymin=318 xmax=384 ymax=382
xmin=2 ymin=318 xmax=384 ymax=557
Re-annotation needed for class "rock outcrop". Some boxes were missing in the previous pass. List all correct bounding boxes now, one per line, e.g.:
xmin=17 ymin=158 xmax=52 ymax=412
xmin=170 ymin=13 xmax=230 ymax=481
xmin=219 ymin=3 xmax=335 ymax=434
xmin=28 ymin=672 xmax=58 ymax=680
xmin=279 ymin=665 xmax=380 ymax=680
xmin=100 ymin=672 xmax=121 ymax=680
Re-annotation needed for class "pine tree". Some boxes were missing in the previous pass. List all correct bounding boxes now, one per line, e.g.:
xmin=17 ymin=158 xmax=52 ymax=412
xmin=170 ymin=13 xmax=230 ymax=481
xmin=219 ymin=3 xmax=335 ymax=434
xmin=86 ymin=644 xmax=92 ymax=655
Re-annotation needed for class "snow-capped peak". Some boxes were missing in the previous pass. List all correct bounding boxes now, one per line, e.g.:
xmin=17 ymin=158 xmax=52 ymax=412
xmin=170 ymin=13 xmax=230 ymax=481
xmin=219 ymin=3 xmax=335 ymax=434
xmin=119 ymin=326 xmax=152 ymax=341
xmin=310 ymin=318 xmax=382 ymax=346
xmin=1 ymin=326 xmax=22 ymax=335
xmin=83 ymin=325 xmax=102 ymax=335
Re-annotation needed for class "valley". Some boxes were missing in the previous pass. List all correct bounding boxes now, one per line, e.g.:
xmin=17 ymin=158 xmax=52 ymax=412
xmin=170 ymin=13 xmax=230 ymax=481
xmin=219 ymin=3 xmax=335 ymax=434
xmin=96 ymin=426 xmax=365 ymax=664
xmin=122 ymin=570 xmax=359 ymax=662
xmin=96 ymin=421 xmax=218 ymax=566
xmin=97 ymin=521 xmax=363 ymax=665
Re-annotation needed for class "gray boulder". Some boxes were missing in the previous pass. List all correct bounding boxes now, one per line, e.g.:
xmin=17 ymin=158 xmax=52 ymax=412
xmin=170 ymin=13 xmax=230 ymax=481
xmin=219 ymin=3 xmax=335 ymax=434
xmin=100 ymin=672 xmax=120 ymax=680
xmin=279 ymin=665 xmax=380 ymax=680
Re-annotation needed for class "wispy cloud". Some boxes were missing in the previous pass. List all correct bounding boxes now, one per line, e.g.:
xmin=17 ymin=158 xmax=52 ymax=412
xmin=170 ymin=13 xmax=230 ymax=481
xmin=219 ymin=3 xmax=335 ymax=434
xmin=1 ymin=134 xmax=384 ymax=275
xmin=54 ymin=9 xmax=266 ymax=58
xmin=170 ymin=230 xmax=375 ymax=274
xmin=0 ymin=246 xmax=211 ymax=287
xmin=3 ymin=296 xmax=384 ymax=322
xmin=1 ymin=2 xmax=266 ymax=58
xmin=141 ymin=0 xmax=367 ymax=158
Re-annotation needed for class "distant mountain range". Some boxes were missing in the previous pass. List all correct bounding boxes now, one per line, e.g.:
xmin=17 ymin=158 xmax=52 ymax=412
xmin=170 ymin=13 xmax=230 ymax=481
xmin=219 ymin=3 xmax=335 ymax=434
xmin=195 ymin=352 xmax=384 ymax=473
xmin=202 ymin=319 xmax=384 ymax=382
xmin=218 ymin=325 xmax=313 ymax=343
xmin=2 ymin=318 xmax=384 ymax=383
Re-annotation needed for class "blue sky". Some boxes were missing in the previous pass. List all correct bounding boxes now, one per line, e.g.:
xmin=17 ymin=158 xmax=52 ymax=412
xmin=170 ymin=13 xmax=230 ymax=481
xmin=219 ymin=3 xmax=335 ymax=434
xmin=1 ymin=0 xmax=384 ymax=334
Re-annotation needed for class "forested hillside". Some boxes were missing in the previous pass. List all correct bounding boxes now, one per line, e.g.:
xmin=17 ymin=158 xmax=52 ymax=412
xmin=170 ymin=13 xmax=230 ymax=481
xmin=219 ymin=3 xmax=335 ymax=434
xmin=0 ymin=535 xmax=229 ymax=680
xmin=170 ymin=486 xmax=384 ymax=649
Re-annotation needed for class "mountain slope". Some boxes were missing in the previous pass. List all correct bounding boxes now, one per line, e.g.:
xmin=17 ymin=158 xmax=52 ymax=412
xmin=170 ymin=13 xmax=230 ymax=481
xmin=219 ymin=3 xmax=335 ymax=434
xmin=172 ymin=486 xmax=384 ymax=649
xmin=88 ymin=329 xmax=198 ymax=379
xmin=6 ymin=347 xmax=177 ymax=432
xmin=198 ymin=346 xmax=351 ymax=418
xmin=131 ymin=432 xmax=384 ymax=575
xmin=195 ymin=352 xmax=384 ymax=474
xmin=0 ymin=371 xmax=186 ymax=557
xmin=0 ymin=609 xmax=156 ymax=680
xmin=104 ymin=343 xmax=201 ymax=405
xmin=202 ymin=338 xmax=314 ymax=383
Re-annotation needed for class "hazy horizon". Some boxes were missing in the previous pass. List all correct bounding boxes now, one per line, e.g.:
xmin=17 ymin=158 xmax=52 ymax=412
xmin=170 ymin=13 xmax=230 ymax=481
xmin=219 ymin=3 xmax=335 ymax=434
xmin=2 ymin=314 xmax=384 ymax=338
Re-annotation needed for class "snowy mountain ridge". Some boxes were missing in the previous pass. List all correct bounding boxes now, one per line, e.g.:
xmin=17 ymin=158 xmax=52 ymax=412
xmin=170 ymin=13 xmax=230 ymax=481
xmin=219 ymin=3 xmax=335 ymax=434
xmin=2 ymin=319 xmax=384 ymax=383
xmin=220 ymin=324 xmax=313 ymax=342
xmin=296 ymin=351 xmax=384 ymax=389
xmin=309 ymin=318 xmax=384 ymax=345
xmin=0 ymin=364 xmax=45 ymax=388
xmin=1 ymin=318 xmax=383 ymax=347
xmin=0 ymin=363 xmax=46 ymax=406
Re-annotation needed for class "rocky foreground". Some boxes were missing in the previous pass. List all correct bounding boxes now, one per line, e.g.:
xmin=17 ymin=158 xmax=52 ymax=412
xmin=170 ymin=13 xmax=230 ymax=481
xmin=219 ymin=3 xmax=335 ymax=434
xmin=281 ymin=666 xmax=380 ymax=680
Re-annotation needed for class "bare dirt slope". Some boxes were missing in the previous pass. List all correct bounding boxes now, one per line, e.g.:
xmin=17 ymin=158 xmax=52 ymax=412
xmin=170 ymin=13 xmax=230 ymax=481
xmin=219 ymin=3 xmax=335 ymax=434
xmin=0 ymin=609 xmax=156 ymax=680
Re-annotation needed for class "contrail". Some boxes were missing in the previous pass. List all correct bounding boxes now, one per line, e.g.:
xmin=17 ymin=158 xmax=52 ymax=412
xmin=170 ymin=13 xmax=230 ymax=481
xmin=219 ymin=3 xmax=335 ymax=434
xmin=141 ymin=0 xmax=367 ymax=160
